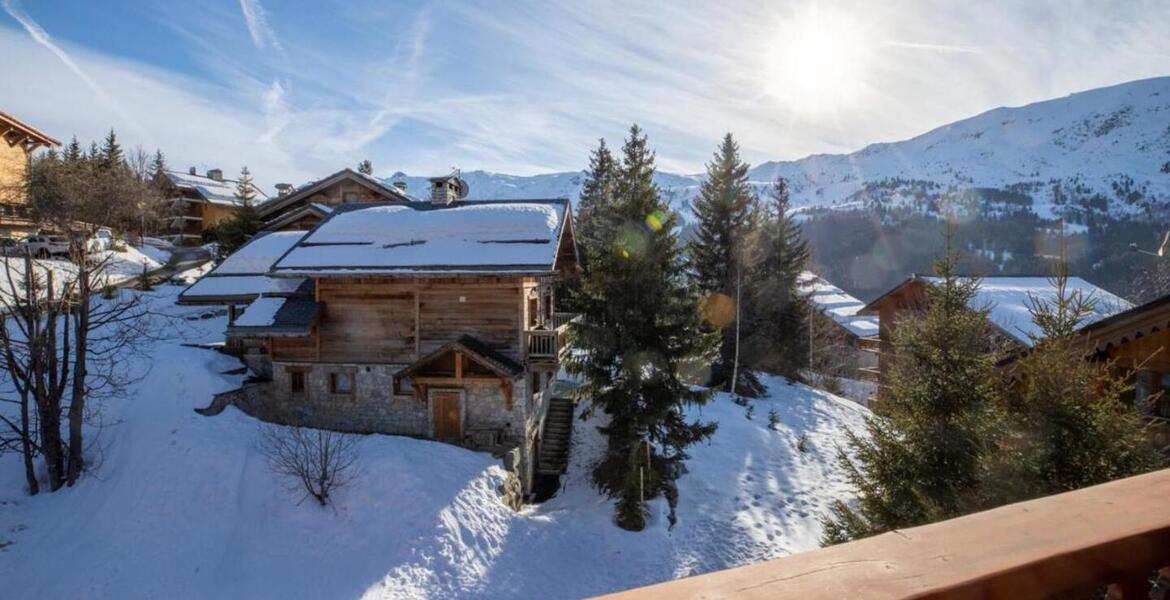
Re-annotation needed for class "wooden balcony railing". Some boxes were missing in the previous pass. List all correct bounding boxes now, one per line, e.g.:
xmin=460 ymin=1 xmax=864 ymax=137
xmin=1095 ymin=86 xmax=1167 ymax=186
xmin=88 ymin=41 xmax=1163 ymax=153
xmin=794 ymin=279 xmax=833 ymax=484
xmin=596 ymin=468 xmax=1170 ymax=599
xmin=553 ymin=311 xmax=578 ymax=330
xmin=526 ymin=329 xmax=559 ymax=361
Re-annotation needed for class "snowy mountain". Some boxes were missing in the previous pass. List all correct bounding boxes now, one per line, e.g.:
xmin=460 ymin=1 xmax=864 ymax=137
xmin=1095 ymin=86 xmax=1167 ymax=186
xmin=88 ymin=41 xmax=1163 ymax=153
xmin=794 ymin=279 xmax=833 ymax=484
xmin=385 ymin=77 xmax=1170 ymax=221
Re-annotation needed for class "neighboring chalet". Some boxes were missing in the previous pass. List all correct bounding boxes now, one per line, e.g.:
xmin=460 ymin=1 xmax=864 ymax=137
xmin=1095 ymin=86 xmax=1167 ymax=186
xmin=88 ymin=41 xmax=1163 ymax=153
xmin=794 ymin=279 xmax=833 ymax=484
xmin=858 ymin=275 xmax=1132 ymax=386
xmin=798 ymin=271 xmax=879 ymax=379
xmin=184 ymin=174 xmax=579 ymax=496
xmin=0 ymin=111 xmax=59 ymax=239
xmin=256 ymin=167 xmax=412 ymax=231
xmin=158 ymin=167 xmax=269 ymax=243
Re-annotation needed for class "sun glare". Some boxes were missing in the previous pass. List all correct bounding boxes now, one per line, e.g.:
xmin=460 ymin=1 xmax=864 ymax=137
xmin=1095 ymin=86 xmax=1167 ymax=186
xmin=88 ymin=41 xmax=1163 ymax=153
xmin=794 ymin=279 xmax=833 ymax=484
xmin=766 ymin=7 xmax=870 ymax=115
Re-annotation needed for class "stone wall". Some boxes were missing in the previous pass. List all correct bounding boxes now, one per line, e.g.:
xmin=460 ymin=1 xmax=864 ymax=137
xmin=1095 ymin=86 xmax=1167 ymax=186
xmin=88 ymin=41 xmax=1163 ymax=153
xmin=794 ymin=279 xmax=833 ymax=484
xmin=215 ymin=359 xmax=549 ymax=500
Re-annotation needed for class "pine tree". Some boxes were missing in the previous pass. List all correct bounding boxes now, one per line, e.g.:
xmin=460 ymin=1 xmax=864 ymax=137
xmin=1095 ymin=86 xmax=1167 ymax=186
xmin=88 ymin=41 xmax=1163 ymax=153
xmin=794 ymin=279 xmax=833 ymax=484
xmin=357 ymin=160 xmax=373 ymax=175
xmin=688 ymin=133 xmax=763 ymax=396
xmin=566 ymin=125 xmax=717 ymax=531
xmin=822 ymin=239 xmax=1001 ymax=544
xmin=991 ymin=260 xmax=1160 ymax=502
xmin=150 ymin=149 xmax=168 ymax=180
xmin=63 ymin=136 xmax=83 ymax=163
xmin=86 ymin=141 xmax=100 ymax=163
xmin=208 ymin=166 xmax=262 ymax=256
xmin=557 ymin=139 xmax=617 ymax=314
xmin=744 ymin=178 xmax=810 ymax=379
xmin=574 ymin=138 xmax=618 ymax=257
xmin=99 ymin=129 xmax=124 ymax=170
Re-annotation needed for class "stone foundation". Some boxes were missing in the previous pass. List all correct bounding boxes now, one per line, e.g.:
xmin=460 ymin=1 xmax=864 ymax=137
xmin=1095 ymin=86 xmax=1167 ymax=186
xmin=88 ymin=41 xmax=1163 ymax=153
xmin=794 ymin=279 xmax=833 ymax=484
xmin=212 ymin=360 xmax=549 ymax=500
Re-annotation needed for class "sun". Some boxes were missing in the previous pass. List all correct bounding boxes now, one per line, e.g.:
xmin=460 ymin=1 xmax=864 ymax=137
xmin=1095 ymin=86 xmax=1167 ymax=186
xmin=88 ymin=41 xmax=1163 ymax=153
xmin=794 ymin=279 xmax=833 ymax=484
xmin=765 ymin=6 xmax=871 ymax=115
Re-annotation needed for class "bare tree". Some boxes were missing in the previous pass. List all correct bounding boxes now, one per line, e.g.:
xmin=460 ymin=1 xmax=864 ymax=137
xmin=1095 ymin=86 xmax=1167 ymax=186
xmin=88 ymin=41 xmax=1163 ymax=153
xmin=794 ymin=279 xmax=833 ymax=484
xmin=257 ymin=424 xmax=362 ymax=507
xmin=0 ymin=146 xmax=160 ymax=494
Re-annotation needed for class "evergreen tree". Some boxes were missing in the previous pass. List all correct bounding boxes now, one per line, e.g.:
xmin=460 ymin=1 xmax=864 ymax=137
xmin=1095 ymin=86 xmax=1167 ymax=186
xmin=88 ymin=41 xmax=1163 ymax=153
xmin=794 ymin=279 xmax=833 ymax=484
xmin=557 ymin=139 xmax=617 ymax=314
xmin=744 ymin=178 xmax=810 ymax=379
xmin=688 ymin=133 xmax=763 ymax=396
xmin=991 ymin=260 xmax=1161 ymax=502
xmin=822 ymin=240 xmax=1001 ymax=543
xmin=357 ymin=160 xmax=373 ymax=175
xmin=208 ymin=166 xmax=262 ymax=257
xmin=64 ymin=136 xmax=83 ymax=163
xmin=86 ymin=141 xmax=100 ymax=163
xmin=574 ymin=138 xmax=618 ymax=257
xmin=150 ymin=149 xmax=168 ymax=180
xmin=99 ymin=129 xmax=124 ymax=170
xmin=566 ymin=125 xmax=717 ymax=531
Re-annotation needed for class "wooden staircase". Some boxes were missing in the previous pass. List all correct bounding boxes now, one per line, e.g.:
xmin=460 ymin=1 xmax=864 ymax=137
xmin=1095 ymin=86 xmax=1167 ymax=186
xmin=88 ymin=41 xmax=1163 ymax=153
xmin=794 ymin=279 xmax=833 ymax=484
xmin=536 ymin=397 xmax=575 ymax=475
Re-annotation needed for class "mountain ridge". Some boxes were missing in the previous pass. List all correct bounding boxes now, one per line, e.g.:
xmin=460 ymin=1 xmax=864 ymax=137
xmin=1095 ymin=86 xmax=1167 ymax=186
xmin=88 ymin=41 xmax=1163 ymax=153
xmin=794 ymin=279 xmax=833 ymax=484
xmin=384 ymin=77 xmax=1170 ymax=221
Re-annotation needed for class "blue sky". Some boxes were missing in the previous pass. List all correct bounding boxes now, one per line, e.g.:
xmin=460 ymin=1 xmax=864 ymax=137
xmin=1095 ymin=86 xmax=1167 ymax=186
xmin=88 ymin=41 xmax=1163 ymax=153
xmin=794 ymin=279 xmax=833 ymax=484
xmin=2 ymin=0 xmax=1169 ymax=190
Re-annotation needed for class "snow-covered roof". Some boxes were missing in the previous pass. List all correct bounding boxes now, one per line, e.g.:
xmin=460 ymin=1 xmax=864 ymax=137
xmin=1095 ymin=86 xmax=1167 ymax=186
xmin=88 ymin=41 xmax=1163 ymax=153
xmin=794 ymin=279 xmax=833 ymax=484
xmin=798 ymin=272 xmax=879 ymax=337
xmin=271 ymin=200 xmax=569 ymax=275
xmin=924 ymin=276 xmax=1132 ymax=346
xmin=234 ymin=296 xmax=286 ymax=327
xmin=256 ymin=168 xmax=410 ymax=218
xmin=165 ymin=170 xmax=268 ymax=207
xmin=178 ymin=231 xmax=309 ymax=303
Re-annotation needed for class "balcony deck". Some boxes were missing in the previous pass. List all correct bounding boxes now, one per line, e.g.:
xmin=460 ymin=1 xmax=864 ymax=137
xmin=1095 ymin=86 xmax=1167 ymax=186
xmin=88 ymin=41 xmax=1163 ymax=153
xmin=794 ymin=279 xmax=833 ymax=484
xmin=597 ymin=468 xmax=1170 ymax=599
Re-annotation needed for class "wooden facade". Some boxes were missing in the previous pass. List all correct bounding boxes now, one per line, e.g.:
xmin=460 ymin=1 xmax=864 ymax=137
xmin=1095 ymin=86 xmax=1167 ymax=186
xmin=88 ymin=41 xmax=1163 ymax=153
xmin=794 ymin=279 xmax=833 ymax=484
xmin=256 ymin=168 xmax=409 ymax=230
xmin=268 ymin=276 xmax=544 ymax=366
xmin=158 ymin=168 xmax=267 ymax=243
xmin=0 ymin=111 xmax=59 ymax=239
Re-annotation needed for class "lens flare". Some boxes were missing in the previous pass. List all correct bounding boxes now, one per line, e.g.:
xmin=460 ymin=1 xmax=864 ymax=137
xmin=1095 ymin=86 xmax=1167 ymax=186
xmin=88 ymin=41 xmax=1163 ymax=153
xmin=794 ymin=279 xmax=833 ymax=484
xmin=645 ymin=210 xmax=667 ymax=232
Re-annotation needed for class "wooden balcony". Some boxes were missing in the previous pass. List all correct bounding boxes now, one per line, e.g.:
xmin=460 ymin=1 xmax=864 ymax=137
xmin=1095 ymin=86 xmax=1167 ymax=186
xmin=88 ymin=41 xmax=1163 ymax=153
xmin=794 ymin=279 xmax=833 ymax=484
xmin=526 ymin=329 xmax=560 ymax=364
xmin=553 ymin=311 xmax=578 ymax=330
xmin=597 ymin=468 xmax=1170 ymax=599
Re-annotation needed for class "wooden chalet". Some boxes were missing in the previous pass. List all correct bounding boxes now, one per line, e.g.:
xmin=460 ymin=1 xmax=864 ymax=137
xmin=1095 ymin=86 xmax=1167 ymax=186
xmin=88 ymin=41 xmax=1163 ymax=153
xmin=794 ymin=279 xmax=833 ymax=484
xmin=857 ymin=275 xmax=1132 ymax=386
xmin=157 ymin=167 xmax=268 ymax=243
xmin=798 ymin=271 xmax=879 ymax=380
xmin=256 ymin=167 xmax=411 ymax=232
xmin=191 ymin=174 xmax=579 ymax=495
xmin=0 ymin=111 xmax=60 ymax=239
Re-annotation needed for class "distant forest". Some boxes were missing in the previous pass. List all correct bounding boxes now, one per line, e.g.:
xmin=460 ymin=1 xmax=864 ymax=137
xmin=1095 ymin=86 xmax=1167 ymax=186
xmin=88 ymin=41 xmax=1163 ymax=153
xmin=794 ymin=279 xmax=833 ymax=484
xmin=801 ymin=208 xmax=1167 ymax=303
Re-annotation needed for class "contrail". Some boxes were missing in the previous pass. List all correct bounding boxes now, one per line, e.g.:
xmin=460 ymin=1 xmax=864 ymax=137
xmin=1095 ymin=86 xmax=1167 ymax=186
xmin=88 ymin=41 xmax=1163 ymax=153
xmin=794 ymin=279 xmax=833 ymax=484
xmin=1 ymin=0 xmax=145 ymax=137
xmin=239 ymin=0 xmax=283 ymax=52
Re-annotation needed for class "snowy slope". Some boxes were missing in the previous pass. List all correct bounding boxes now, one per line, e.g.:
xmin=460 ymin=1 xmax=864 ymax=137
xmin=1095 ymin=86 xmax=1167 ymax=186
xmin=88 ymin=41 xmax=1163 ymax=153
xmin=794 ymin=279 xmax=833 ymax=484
xmin=0 ymin=288 xmax=868 ymax=599
xmin=751 ymin=77 xmax=1170 ymax=217
xmin=383 ymin=78 xmax=1170 ymax=221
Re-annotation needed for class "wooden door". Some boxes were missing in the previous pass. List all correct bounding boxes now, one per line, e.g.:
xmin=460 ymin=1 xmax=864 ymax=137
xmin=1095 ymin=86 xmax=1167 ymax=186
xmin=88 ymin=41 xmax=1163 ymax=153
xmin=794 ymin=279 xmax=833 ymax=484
xmin=431 ymin=391 xmax=462 ymax=442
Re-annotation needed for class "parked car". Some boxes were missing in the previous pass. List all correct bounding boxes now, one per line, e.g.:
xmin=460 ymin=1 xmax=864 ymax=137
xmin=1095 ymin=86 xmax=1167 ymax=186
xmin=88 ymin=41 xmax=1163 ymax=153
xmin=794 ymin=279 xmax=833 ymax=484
xmin=0 ymin=238 xmax=24 ymax=256
xmin=22 ymin=234 xmax=70 ymax=259
xmin=87 ymin=227 xmax=114 ymax=253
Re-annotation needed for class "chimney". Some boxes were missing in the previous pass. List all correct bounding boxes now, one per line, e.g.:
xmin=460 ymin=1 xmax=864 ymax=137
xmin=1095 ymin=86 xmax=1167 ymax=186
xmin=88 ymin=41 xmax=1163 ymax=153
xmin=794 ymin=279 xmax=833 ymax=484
xmin=428 ymin=173 xmax=467 ymax=206
xmin=392 ymin=181 xmax=407 ymax=193
xmin=206 ymin=168 xmax=223 ymax=181
xmin=189 ymin=166 xmax=197 ymax=175
xmin=275 ymin=183 xmax=293 ymax=196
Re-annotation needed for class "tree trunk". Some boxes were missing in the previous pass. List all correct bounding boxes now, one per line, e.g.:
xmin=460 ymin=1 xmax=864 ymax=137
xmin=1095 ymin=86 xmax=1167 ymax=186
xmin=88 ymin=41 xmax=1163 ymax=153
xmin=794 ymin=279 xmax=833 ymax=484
xmin=19 ymin=389 xmax=38 ymax=495
xmin=67 ymin=241 xmax=90 ymax=485
xmin=730 ymin=264 xmax=742 ymax=395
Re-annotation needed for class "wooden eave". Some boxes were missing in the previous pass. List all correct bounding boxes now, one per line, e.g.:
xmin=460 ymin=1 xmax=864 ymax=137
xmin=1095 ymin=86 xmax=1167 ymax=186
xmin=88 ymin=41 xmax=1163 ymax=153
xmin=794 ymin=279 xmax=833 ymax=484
xmin=256 ymin=168 xmax=408 ymax=219
xmin=0 ymin=111 xmax=60 ymax=150
xmin=395 ymin=336 xmax=523 ymax=383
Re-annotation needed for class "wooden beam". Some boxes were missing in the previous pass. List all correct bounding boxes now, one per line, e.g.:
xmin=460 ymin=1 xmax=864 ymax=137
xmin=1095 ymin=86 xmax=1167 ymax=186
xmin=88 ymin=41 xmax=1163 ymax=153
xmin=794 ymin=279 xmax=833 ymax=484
xmin=414 ymin=289 xmax=420 ymax=360
xmin=455 ymin=351 xmax=463 ymax=382
xmin=595 ymin=468 xmax=1170 ymax=600
xmin=412 ymin=376 xmax=504 ymax=386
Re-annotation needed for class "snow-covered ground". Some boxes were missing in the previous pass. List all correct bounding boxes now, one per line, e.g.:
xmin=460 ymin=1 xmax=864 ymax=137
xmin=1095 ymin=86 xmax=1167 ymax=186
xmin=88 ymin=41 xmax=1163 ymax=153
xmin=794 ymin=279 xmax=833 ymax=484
xmin=0 ymin=285 xmax=869 ymax=599
xmin=0 ymin=245 xmax=170 ymax=304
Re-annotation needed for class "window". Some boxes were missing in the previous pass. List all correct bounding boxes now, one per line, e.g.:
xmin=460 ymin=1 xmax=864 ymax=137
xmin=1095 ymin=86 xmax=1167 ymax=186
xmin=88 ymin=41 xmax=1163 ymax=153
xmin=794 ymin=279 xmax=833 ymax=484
xmin=330 ymin=371 xmax=354 ymax=394
xmin=342 ymin=191 xmax=360 ymax=203
xmin=289 ymin=370 xmax=305 ymax=394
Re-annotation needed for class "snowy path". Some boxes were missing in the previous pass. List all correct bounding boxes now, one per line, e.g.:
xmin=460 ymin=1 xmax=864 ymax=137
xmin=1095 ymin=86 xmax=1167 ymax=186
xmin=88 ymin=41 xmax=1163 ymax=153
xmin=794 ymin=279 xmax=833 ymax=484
xmin=0 ymin=286 xmax=869 ymax=599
